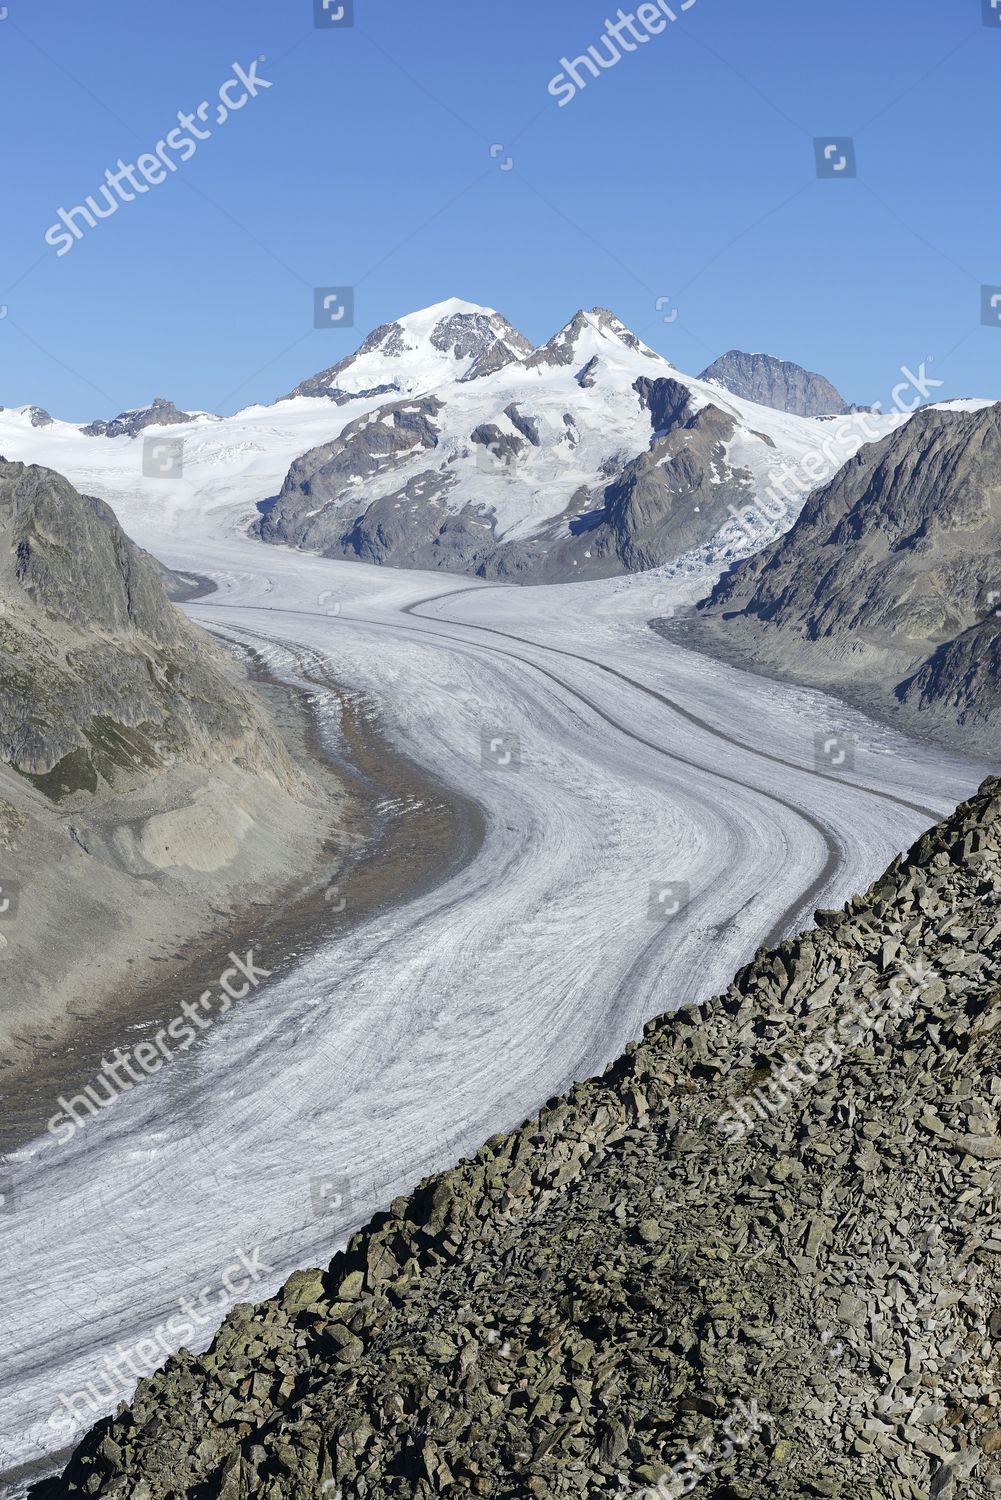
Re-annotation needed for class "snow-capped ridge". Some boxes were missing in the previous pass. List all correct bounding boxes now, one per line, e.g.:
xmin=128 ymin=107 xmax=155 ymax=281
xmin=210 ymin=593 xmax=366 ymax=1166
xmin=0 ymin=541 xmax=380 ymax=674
xmin=1 ymin=296 xmax=974 ymax=590
xmin=282 ymin=300 xmax=534 ymax=404
xmin=525 ymin=307 xmax=663 ymax=373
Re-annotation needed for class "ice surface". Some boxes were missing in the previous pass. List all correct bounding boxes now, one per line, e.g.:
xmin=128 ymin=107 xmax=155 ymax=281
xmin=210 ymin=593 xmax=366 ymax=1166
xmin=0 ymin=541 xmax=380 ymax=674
xmin=0 ymin=379 xmax=991 ymax=1493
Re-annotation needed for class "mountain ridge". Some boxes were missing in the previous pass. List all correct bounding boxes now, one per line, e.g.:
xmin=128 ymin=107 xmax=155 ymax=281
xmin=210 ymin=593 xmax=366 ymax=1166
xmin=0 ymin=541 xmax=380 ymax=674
xmin=0 ymin=458 xmax=342 ymax=1080
xmin=699 ymin=349 xmax=853 ymax=418
xmin=256 ymin=302 xmax=901 ymax=584
xmin=685 ymin=400 xmax=1001 ymax=756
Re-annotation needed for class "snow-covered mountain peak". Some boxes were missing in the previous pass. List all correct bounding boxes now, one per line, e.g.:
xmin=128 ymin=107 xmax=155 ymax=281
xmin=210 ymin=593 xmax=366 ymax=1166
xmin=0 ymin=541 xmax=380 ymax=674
xmin=284 ymin=299 xmax=534 ymax=403
xmin=0 ymin=297 xmax=930 ymax=590
xmin=526 ymin=307 xmax=663 ymax=374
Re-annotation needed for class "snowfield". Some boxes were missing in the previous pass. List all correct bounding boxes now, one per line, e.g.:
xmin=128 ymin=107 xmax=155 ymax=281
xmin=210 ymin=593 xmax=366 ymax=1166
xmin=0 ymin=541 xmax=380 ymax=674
xmin=0 ymin=348 xmax=993 ymax=1493
xmin=0 ymin=298 xmax=918 ymax=568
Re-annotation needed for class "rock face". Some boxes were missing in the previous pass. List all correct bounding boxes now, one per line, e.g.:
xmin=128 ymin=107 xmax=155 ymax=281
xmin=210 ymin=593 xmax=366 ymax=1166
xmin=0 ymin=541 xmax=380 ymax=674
xmin=261 ymin=301 xmax=892 ymax=584
xmin=260 ymin=368 xmax=768 ymax=583
xmin=0 ymin=461 xmax=339 ymax=1071
xmin=35 ymin=779 xmax=1001 ymax=1499
xmin=690 ymin=402 xmax=1001 ymax=757
xmin=700 ymin=350 xmax=853 ymax=418
xmin=1 ymin=406 xmax=56 ymax=428
xmin=0 ymin=459 xmax=294 ymax=792
xmin=81 ymin=398 xmax=207 ymax=440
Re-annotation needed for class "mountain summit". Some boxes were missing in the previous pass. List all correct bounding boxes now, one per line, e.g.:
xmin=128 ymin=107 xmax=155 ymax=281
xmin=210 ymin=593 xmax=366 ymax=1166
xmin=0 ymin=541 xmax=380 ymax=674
xmin=283 ymin=298 xmax=535 ymax=402
xmin=261 ymin=302 xmax=886 ymax=583
xmin=699 ymin=349 xmax=852 ymax=418
xmin=524 ymin=306 xmax=663 ymax=373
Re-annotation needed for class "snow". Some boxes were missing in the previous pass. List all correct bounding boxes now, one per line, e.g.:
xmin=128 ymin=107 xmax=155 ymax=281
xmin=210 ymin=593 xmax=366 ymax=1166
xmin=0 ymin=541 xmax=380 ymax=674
xmin=0 ymin=306 xmax=949 ymax=560
xmin=931 ymin=398 xmax=999 ymax=414
xmin=0 ymin=481 xmax=991 ymax=1491
xmin=300 ymin=297 xmax=513 ymax=399
xmin=0 ymin=313 xmax=995 ymax=1492
xmin=391 ymin=296 xmax=501 ymax=334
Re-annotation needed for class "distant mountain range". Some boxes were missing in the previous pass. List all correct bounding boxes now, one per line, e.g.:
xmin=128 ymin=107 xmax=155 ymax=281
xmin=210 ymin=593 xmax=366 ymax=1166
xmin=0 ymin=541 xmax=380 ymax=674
xmin=81 ymin=396 xmax=215 ymax=440
xmin=3 ymin=303 xmax=999 ymax=756
xmin=256 ymin=299 xmax=897 ymax=582
xmin=687 ymin=401 xmax=1001 ymax=757
xmin=0 ymin=300 xmax=906 ymax=586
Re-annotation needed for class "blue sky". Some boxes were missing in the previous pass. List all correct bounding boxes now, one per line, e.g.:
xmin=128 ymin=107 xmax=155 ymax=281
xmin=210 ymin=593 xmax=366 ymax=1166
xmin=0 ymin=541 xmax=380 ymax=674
xmin=0 ymin=0 xmax=997 ymax=418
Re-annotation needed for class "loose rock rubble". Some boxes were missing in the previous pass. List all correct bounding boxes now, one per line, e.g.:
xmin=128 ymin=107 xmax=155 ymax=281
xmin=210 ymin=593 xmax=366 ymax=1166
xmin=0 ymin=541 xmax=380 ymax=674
xmin=35 ymin=780 xmax=1001 ymax=1499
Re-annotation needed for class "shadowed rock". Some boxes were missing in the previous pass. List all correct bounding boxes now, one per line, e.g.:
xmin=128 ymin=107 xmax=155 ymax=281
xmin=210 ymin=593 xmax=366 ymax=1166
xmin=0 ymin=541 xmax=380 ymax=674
xmin=690 ymin=402 xmax=1001 ymax=757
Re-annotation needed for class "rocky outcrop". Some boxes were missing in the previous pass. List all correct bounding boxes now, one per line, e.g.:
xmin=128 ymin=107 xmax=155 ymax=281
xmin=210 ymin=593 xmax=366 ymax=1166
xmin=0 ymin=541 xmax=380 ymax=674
xmin=34 ymin=780 xmax=1001 ymax=1499
xmin=258 ymin=396 xmax=447 ymax=559
xmin=597 ymin=383 xmax=755 ymax=573
xmin=260 ymin=376 xmax=761 ymax=583
xmin=81 ymin=398 xmax=205 ymax=440
xmin=0 ymin=459 xmax=340 ymax=1076
xmin=0 ymin=459 xmax=296 ymax=792
xmin=690 ymin=402 xmax=1001 ymax=757
xmin=900 ymin=619 xmax=1001 ymax=735
xmin=699 ymin=350 xmax=853 ymax=418
xmin=0 ymin=405 xmax=56 ymax=427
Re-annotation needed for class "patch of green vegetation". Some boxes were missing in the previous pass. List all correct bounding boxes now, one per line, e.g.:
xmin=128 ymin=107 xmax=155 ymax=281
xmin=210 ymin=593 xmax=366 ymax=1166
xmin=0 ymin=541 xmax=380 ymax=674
xmin=86 ymin=715 xmax=160 ymax=771
xmin=21 ymin=747 xmax=98 ymax=802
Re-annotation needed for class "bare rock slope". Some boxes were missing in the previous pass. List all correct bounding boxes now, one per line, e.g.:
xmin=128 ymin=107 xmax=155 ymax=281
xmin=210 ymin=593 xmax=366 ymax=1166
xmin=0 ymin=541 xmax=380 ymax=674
xmin=699 ymin=350 xmax=853 ymax=418
xmin=0 ymin=459 xmax=295 ymax=793
xmin=690 ymin=402 xmax=1001 ymax=758
xmin=37 ymin=778 xmax=1001 ymax=1499
xmin=0 ymin=460 xmax=333 ymax=1065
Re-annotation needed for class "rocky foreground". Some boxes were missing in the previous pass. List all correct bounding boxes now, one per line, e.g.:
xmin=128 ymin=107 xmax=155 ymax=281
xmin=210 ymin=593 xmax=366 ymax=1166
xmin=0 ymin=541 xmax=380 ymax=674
xmin=36 ymin=781 xmax=1001 ymax=1499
